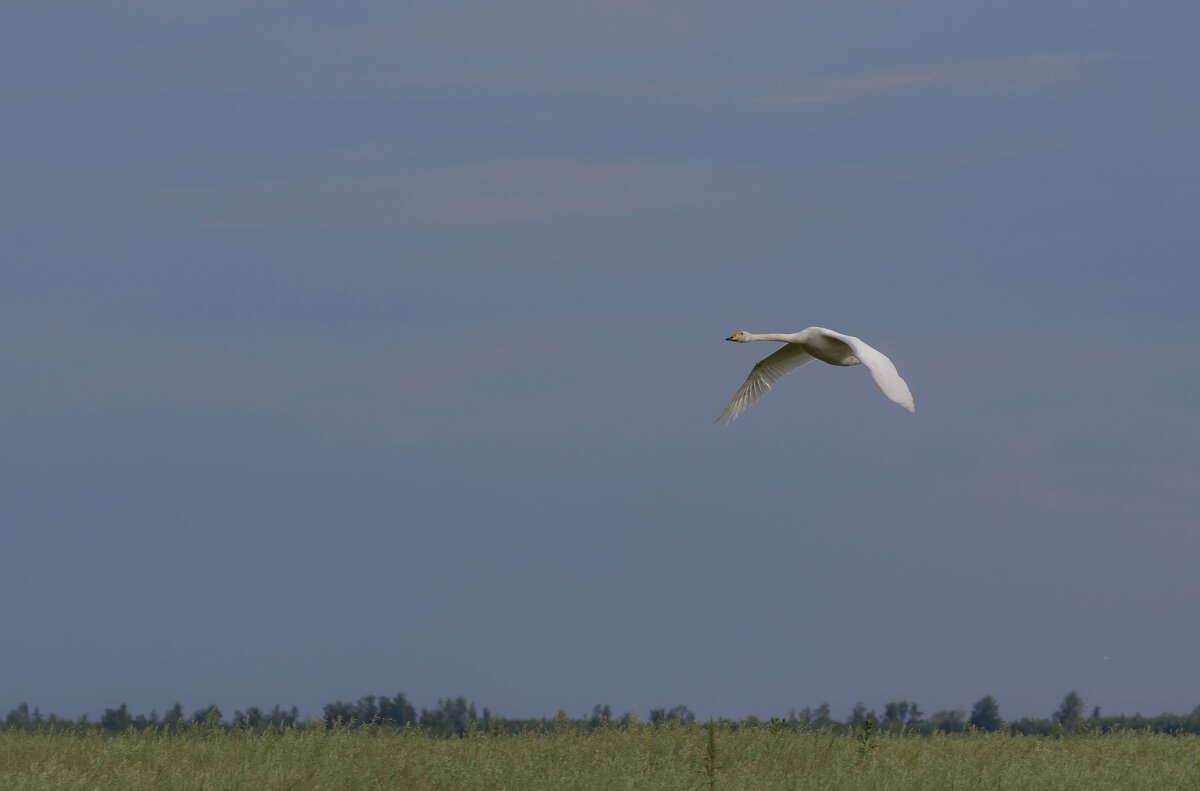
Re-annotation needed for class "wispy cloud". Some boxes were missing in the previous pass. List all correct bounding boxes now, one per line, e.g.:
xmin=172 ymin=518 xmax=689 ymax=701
xmin=755 ymin=52 xmax=1112 ymax=105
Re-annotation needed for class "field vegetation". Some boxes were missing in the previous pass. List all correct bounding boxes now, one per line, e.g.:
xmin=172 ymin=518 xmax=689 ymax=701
xmin=3 ymin=717 xmax=1199 ymax=790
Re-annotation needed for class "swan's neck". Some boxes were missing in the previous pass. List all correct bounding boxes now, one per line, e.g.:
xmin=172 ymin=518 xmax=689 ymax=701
xmin=744 ymin=332 xmax=798 ymax=342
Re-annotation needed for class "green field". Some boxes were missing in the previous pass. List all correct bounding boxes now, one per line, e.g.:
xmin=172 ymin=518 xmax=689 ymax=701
xmin=2 ymin=722 xmax=1198 ymax=790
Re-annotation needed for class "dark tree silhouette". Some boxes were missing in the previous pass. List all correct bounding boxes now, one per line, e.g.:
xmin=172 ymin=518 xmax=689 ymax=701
xmin=101 ymin=704 xmax=132 ymax=731
xmin=5 ymin=703 xmax=31 ymax=727
xmin=969 ymin=696 xmax=1001 ymax=731
xmin=847 ymin=702 xmax=876 ymax=726
xmin=1054 ymin=691 xmax=1085 ymax=726
xmin=649 ymin=705 xmax=695 ymax=724
xmin=419 ymin=696 xmax=477 ymax=736
xmin=930 ymin=709 xmax=966 ymax=733
xmin=881 ymin=701 xmax=923 ymax=730
xmin=378 ymin=693 xmax=416 ymax=726
xmin=162 ymin=702 xmax=185 ymax=730
xmin=796 ymin=703 xmax=834 ymax=727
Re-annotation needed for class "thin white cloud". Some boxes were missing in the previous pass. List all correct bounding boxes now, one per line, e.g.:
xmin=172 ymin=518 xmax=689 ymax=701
xmin=755 ymin=52 xmax=1112 ymax=105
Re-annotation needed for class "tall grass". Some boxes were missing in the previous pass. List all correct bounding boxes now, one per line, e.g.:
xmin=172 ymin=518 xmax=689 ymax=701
xmin=2 ymin=720 xmax=1198 ymax=790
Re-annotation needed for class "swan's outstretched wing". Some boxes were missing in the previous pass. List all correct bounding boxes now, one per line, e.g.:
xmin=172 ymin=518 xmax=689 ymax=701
xmin=718 ymin=344 xmax=815 ymax=424
xmin=820 ymin=329 xmax=915 ymax=412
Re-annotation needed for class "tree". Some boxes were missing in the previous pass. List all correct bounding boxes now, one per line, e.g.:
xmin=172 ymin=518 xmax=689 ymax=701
xmin=969 ymin=696 xmax=1001 ymax=731
xmin=796 ymin=702 xmax=833 ymax=728
xmin=5 ymin=703 xmax=31 ymax=727
xmin=847 ymin=702 xmax=875 ymax=726
xmin=588 ymin=704 xmax=612 ymax=728
xmin=101 ymin=703 xmax=132 ymax=731
xmin=1054 ymin=691 xmax=1084 ymax=726
xmin=355 ymin=695 xmax=379 ymax=723
xmin=378 ymin=693 xmax=416 ymax=726
xmin=882 ymin=701 xmax=921 ymax=730
xmin=323 ymin=695 xmax=388 ymax=726
xmin=650 ymin=705 xmax=695 ymax=725
xmin=930 ymin=709 xmax=965 ymax=733
xmin=234 ymin=706 xmax=266 ymax=727
xmin=162 ymin=702 xmax=185 ymax=730
xmin=882 ymin=701 xmax=908 ymax=727
xmin=419 ymin=696 xmax=477 ymax=737
xmin=323 ymin=700 xmax=356 ymax=725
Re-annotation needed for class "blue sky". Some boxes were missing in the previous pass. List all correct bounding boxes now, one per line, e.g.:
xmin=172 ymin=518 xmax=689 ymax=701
xmin=3 ymin=2 xmax=1198 ymax=723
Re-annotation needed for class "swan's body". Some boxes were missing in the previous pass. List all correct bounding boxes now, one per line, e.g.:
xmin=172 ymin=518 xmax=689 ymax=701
xmin=719 ymin=326 xmax=914 ymax=424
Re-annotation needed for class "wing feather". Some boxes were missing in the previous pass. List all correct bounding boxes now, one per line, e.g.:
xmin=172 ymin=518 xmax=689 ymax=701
xmin=819 ymin=329 xmax=915 ymax=412
xmin=717 ymin=344 xmax=815 ymax=424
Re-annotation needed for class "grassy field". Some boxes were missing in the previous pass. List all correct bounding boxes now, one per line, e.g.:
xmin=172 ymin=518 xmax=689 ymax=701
xmin=2 ymin=721 xmax=1198 ymax=790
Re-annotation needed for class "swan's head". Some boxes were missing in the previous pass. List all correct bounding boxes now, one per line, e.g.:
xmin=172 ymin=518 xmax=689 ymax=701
xmin=726 ymin=331 xmax=749 ymax=342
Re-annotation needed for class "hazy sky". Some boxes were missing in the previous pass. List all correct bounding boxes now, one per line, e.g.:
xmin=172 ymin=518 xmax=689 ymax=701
xmin=3 ymin=2 xmax=1198 ymax=723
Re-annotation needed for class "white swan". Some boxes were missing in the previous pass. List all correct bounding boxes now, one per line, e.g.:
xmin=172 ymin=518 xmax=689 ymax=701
xmin=719 ymin=327 xmax=914 ymax=424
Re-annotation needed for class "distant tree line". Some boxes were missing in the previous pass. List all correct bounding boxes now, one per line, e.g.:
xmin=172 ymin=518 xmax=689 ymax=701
xmin=790 ymin=691 xmax=1200 ymax=737
xmin=1 ymin=701 xmax=300 ymax=732
xmin=6 ymin=690 xmax=1200 ymax=737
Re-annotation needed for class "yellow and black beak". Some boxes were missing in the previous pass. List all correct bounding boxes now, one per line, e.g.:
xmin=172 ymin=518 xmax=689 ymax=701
xmin=726 ymin=332 xmax=743 ymax=342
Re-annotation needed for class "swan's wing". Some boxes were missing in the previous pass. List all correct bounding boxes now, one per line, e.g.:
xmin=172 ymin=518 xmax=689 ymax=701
xmin=718 ymin=344 xmax=815 ymax=424
xmin=819 ymin=329 xmax=915 ymax=412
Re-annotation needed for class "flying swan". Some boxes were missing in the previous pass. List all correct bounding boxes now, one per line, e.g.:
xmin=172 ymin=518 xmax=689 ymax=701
xmin=719 ymin=327 xmax=914 ymax=424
